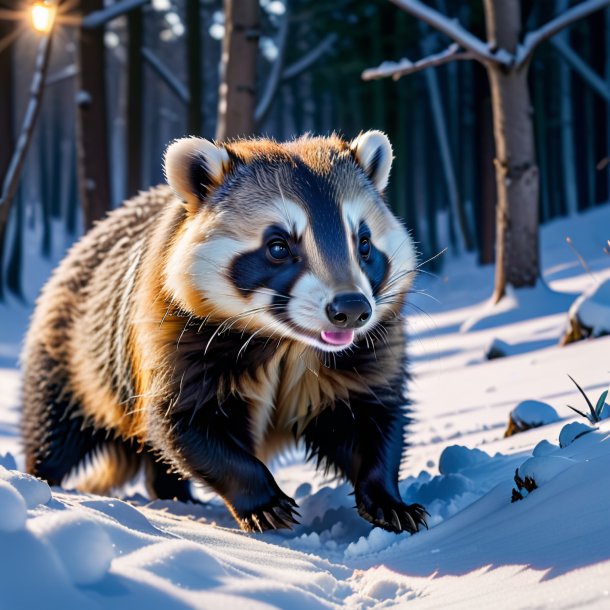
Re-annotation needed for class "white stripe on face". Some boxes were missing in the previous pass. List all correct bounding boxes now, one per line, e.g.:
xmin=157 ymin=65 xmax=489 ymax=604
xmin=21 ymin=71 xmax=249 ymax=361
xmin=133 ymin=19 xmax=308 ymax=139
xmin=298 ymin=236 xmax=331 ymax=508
xmin=190 ymin=234 xmax=275 ymax=319
xmin=342 ymin=196 xmax=417 ymax=308
xmin=269 ymin=197 xmax=308 ymax=238
xmin=287 ymin=271 xmax=331 ymax=331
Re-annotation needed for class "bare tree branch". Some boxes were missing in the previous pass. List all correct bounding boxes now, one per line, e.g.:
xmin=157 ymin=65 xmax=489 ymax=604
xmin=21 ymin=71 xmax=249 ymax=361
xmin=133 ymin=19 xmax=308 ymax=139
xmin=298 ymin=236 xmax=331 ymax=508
xmin=362 ymin=42 xmax=476 ymax=81
xmin=81 ymin=0 xmax=148 ymax=28
xmin=516 ymin=0 xmax=610 ymax=68
xmin=550 ymin=36 xmax=610 ymax=103
xmin=46 ymin=63 xmax=77 ymax=87
xmin=141 ymin=47 xmax=189 ymax=104
xmin=281 ymin=33 xmax=337 ymax=81
xmin=388 ymin=0 xmax=511 ymax=66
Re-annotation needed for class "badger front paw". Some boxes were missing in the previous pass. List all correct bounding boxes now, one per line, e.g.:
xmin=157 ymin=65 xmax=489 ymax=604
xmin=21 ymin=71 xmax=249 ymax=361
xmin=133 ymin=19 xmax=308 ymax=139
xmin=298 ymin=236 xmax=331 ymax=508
xmin=356 ymin=484 xmax=428 ymax=534
xmin=233 ymin=492 xmax=300 ymax=533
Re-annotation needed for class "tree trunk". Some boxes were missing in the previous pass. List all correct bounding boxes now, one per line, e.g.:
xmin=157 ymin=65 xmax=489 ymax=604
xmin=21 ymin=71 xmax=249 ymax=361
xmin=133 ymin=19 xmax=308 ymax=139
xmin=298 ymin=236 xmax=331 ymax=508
xmin=421 ymin=31 xmax=473 ymax=253
xmin=6 ymin=186 xmax=23 ymax=300
xmin=0 ymin=20 xmax=14 ymax=185
xmin=484 ymin=0 xmax=539 ymax=302
xmin=557 ymin=0 xmax=578 ymax=216
xmin=127 ymin=7 xmax=143 ymax=198
xmin=186 ymin=0 xmax=203 ymax=135
xmin=533 ymin=63 xmax=550 ymax=223
xmin=479 ymin=95 xmax=496 ymax=265
xmin=0 ymin=17 xmax=15 ymax=299
xmin=75 ymin=0 xmax=112 ymax=230
xmin=216 ymin=0 xmax=259 ymax=141
xmin=0 ymin=32 xmax=53 ymax=300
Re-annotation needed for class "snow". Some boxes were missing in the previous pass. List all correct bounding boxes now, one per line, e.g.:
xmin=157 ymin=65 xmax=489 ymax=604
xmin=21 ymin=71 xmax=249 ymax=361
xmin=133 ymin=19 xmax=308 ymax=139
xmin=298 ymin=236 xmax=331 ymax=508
xmin=0 ymin=202 xmax=609 ymax=608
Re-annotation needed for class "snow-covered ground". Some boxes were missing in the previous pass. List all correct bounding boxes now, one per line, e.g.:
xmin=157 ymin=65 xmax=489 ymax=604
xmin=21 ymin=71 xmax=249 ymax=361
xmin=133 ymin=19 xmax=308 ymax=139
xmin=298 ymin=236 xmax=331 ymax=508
xmin=1 ymin=204 xmax=609 ymax=609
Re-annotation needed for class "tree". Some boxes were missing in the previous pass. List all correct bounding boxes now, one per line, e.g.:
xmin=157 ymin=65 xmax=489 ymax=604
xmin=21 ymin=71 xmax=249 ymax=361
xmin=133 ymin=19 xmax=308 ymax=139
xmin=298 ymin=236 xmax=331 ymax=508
xmin=363 ymin=0 xmax=610 ymax=302
xmin=186 ymin=0 xmax=203 ymax=135
xmin=0 ymin=15 xmax=17 ymax=299
xmin=126 ymin=6 xmax=143 ymax=198
xmin=75 ymin=0 xmax=112 ymax=229
xmin=0 ymin=30 xmax=53 ymax=300
xmin=216 ymin=0 xmax=260 ymax=141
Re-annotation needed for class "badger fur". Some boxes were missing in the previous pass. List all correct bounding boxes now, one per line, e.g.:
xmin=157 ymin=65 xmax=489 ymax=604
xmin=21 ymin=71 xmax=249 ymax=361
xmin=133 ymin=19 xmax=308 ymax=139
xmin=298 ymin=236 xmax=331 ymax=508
xmin=21 ymin=131 xmax=427 ymax=533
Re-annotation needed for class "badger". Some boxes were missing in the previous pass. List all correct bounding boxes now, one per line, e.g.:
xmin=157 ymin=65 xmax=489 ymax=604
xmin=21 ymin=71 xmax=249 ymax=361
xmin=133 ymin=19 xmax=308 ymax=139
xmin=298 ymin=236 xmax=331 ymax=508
xmin=21 ymin=131 xmax=427 ymax=534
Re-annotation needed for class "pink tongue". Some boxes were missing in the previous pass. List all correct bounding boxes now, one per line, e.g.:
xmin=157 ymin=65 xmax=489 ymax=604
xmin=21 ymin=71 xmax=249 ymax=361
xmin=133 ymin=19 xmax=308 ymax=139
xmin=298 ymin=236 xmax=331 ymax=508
xmin=320 ymin=330 xmax=354 ymax=346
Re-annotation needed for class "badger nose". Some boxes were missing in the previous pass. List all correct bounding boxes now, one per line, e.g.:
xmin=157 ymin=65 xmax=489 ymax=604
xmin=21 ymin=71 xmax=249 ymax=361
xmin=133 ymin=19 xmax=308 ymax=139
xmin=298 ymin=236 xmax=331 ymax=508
xmin=326 ymin=293 xmax=372 ymax=328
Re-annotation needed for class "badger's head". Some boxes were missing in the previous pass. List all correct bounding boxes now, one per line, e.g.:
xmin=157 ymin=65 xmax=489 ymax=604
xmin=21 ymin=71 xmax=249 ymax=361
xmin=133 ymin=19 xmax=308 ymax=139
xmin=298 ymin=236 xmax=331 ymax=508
xmin=163 ymin=132 xmax=417 ymax=352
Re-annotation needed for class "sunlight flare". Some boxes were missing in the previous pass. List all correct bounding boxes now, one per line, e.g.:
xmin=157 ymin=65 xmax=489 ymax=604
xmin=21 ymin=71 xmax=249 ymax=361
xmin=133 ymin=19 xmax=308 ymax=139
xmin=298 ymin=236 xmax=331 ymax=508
xmin=30 ymin=1 xmax=55 ymax=33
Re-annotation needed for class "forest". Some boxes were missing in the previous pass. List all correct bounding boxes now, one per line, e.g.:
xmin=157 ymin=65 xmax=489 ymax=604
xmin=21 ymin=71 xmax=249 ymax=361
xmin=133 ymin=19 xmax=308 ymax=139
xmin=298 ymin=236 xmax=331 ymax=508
xmin=1 ymin=0 xmax=610 ymax=301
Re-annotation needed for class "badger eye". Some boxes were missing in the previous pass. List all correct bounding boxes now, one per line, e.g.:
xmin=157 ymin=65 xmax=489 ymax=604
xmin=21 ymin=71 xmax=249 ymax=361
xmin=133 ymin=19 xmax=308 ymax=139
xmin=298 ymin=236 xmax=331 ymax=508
xmin=268 ymin=239 xmax=290 ymax=261
xmin=359 ymin=237 xmax=371 ymax=260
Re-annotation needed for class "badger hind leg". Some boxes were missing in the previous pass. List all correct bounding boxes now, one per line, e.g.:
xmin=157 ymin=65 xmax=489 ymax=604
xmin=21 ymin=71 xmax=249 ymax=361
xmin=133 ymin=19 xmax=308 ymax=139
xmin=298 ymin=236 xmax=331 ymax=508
xmin=144 ymin=455 xmax=196 ymax=503
xmin=75 ymin=439 xmax=142 ymax=496
xmin=22 ymin=367 xmax=105 ymax=486
xmin=21 ymin=343 xmax=138 ymax=494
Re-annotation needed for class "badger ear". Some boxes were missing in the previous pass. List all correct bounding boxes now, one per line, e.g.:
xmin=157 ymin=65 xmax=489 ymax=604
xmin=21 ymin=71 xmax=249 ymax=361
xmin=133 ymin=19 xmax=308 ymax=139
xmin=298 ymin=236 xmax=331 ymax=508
xmin=163 ymin=137 xmax=230 ymax=209
xmin=350 ymin=130 xmax=393 ymax=192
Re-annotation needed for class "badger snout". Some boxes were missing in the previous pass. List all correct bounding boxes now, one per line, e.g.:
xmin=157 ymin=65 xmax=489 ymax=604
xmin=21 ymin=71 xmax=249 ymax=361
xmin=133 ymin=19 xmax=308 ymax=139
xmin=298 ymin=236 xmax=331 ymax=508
xmin=326 ymin=292 xmax=372 ymax=329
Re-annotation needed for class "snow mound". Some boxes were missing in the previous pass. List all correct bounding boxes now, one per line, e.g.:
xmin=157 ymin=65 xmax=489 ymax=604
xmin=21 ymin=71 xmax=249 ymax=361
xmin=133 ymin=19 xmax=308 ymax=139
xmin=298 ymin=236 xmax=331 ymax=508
xmin=517 ymin=455 xmax=575 ymax=487
xmin=559 ymin=421 xmax=596 ymax=448
xmin=532 ymin=439 xmax=559 ymax=456
xmin=29 ymin=513 xmax=115 ymax=585
xmin=0 ymin=452 xmax=17 ymax=470
xmin=347 ymin=566 xmax=418 ymax=605
xmin=345 ymin=527 xmax=400 ymax=559
xmin=0 ymin=467 xmax=51 ymax=508
xmin=0 ymin=478 xmax=27 ymax=532
xmin=126 ymin=540 xmax=227 ymax=588
xmin=438 ymin=445 xmax=492 ymax=474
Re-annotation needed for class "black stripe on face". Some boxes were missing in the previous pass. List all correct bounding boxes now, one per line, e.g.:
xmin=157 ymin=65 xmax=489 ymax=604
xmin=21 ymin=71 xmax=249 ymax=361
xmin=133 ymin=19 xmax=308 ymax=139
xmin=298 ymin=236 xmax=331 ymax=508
xmin=290 ymin=162 xmax=350 ymax=281
xmin=229 ymin=225 xmax=306 ymax=304
xmin=358 ymin=221 xmax=389 ymax=296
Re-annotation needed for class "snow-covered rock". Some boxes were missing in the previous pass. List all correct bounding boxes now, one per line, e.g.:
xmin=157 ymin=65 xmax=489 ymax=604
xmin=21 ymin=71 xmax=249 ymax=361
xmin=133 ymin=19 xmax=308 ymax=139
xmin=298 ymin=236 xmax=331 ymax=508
xmin=505 ymin=400 xmax=560 ymax=436
xmin=517 ymin=455 xmax=575 ymax=488
xmin=563 ymin=278 xmax=610 ymax=343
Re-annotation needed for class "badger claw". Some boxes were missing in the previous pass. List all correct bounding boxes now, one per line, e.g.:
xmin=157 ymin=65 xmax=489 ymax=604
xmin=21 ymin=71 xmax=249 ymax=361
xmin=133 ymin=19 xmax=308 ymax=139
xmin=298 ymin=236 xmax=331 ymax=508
xmin=237 ymin=494 xmax=300 ymax=533
xmin=356 ymin=490 xmax=428 ymax=534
